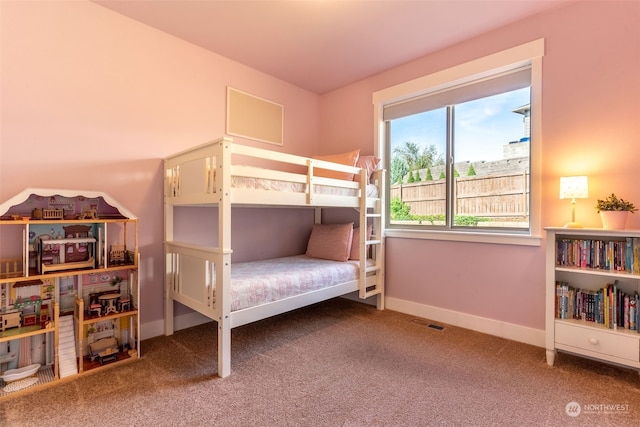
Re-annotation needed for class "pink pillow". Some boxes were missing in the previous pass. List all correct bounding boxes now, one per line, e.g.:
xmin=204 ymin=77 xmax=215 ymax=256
xmin=306 ymin=223 xmax=354 ymax=262
xmin=353 ymin=155 xmax=381 ymax=183
xmin=313 ymin=149 xmax=360 ymax=181
xmin=349 ymin=224 xmax=373 ymax=260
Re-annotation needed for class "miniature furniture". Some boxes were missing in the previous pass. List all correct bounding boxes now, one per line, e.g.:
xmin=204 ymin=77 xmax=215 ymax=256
xmin=40 ymin=303 xmax=49 ymax=323
xmin=99 ymin=293 xmax=120 ymax=315
xmin=36 ymin=234 xmax=96 ymax=274
xmin=88 ymin=290 xmax=114 ymax=308
xmin=62 ymin=225 xmax=92 ymax=262
xmin=0 ymin=310 xmax=21 ymax=331
xmin=0 ymin=363 xmax=41 ymax=383
xmin=89 ymin=303 xmax=102 ymax=317
xmin=0 ymin=257 xmax=23 ymax=279
xmin=34 ymin=235 xmax=61 ymax=269
xmin=89 ymin=337 xmax=119 ymax=364
xmin=22 ymin=313 xmax=37 ymax=326
xmin=109 ymin=244 xmax=126 ymax=266
xmin=119 ymin=296 xmax=130 ymax=312
xmin=42 ymin=209 xmax=63 ymax=220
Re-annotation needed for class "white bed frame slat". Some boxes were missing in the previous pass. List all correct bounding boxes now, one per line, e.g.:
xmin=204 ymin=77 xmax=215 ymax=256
xmin=230 ymin=279 xmax=359 ymax=329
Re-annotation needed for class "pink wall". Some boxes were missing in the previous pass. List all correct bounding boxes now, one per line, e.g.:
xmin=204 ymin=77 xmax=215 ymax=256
xmin=319 ymin=1 xmax=640 ymax=329
xmin=0 ymin=1 xmax=320 ymax=328
xmin=173 ymin=207 xmax=315 ymax=263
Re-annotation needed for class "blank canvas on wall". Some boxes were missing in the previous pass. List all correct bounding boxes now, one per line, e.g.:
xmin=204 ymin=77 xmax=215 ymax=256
xmin=226 ymin=87 xmax=284 ymax=146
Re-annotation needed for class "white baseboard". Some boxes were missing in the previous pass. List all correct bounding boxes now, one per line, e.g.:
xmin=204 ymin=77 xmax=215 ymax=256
xmin=140 ymin=319 xmax=163 ymax=341
xmin=385 ymin=296 xmax=545 ymax=348
xmin=141 ymin=311 xmax=212 ymax=341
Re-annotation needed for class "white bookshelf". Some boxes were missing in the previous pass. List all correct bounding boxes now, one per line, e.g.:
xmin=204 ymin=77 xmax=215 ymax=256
xmin=545 ymin=227 xmax=640 ymax=375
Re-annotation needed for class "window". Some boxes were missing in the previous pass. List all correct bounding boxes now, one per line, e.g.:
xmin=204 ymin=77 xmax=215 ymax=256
xmin=388 ymin=77 xmax=530 ymax=230
xmin=373 ymin=40 xmax=544 ymax=244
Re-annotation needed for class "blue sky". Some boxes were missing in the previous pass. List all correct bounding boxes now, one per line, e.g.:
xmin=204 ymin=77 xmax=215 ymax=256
xmin=390 ymin=87 xmax=530 ymax=163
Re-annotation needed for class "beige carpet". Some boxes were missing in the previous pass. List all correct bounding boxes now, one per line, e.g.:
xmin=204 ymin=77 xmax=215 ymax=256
xmin=2 ymin=298 xmax=639 ymax=426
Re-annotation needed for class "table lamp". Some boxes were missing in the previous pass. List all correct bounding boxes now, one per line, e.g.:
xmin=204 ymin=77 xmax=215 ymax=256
xmin=559 ymin=176 xmax=588 ymax=228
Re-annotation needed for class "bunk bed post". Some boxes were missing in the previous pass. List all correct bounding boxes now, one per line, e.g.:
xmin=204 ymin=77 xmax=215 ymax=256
xmin=307 ymin=159 xmax=314 ymax=205
xmin=164 ymin=161 xmax=175 ymax=336
xmin=358 ymin=168 xmax=368 ymax=301
xmin=375 ymin=169 xmax=386 ymax=310
xmin=217 ymin=138 xmax=233 ymax=377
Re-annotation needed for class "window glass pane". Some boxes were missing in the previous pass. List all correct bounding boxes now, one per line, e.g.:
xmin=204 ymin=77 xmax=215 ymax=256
xmin=389 ymin=108 xmax=446 ymax=226
xmin=453 ymin=87 xmax=530 ymax=229
xmin=387 ymin=85 xmax=531 ymax=230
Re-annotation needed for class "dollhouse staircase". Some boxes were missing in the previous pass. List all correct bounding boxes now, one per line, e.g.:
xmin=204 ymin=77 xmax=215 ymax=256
xmin=57 ymin=315 xmax=78 ymax=378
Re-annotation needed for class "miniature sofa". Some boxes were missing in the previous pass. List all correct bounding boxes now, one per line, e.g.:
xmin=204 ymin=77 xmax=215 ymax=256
xmin=89 ymin=337 xmax=119 ymax=364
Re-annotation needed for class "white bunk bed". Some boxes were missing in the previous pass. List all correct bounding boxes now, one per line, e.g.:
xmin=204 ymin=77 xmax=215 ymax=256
xmin=164 ymin=136 xmax=385 ymax=377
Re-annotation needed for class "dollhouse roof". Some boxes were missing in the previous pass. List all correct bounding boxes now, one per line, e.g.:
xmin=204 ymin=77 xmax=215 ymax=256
xmin=0 ymin=188 xmax=138 ymax=220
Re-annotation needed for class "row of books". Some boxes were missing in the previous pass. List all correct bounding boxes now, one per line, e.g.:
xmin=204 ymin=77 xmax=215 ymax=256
xmin=556 ymin=237 xmax=640 ymax=273
xmin=555 ymin=281 xmax=639 ymax=331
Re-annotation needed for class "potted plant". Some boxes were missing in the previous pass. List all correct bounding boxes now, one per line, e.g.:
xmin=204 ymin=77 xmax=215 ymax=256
xmin=110 ymin=275 xmax=123 ymax=288
xmin=595 ymin=193 xmax=637 ymax=229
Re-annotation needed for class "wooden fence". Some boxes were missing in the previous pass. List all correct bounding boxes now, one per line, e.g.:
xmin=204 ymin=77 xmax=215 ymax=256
xmin=390 ymin=171 xmax=529 ymax=218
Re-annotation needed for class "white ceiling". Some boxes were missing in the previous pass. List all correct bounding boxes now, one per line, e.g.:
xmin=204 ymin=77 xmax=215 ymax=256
xmin=93 ymin=0 xmax=572 ymax=94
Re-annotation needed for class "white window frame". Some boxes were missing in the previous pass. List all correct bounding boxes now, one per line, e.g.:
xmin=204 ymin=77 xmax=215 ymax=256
xmin=373 ymin=39 xmax=544 ymax=246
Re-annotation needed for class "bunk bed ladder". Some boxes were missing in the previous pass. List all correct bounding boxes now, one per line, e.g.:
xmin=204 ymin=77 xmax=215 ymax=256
xmin=359 ymin=210 xmax=384 ymax=304
xmin=358 ymin=169 xmax=385 ymax=310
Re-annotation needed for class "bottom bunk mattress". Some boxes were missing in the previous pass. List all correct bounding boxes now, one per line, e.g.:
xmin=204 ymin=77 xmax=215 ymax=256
xmin=230 ymin=255 xmax=361 ymax=311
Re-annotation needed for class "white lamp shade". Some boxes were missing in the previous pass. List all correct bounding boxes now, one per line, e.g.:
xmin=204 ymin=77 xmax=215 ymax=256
xmin=559 ymin=176 xmax=588 ymax=199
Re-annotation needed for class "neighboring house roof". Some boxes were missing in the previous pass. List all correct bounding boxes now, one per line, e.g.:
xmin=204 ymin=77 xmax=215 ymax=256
xmin=512 ymin=104 xmax=531 ymax=116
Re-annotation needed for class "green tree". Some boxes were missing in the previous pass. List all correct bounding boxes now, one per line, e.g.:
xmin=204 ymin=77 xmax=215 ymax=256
xmin=425 ymin=168 xmax=433 ymax=181
xmin=393 ymin=141 xmax=444 ymax=174
xmin=407 ymin=170 xmax=415 ymax=183
xmin=390 ymin=197 xmax=412 ymax=220
xmin=467 ymin=164 xmax=477 ymax=176
xmin=393 ymin=141 xmax=422 ymax=172
xmin=390 ymin=157 xmax=409 ymax=185
xmin=415 ymin=144 xmax=444 ymax=170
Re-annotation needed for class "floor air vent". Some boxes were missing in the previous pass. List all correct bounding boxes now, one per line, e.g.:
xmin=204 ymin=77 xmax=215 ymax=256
xmin=411 ymin=319 xmax=445 ymax=331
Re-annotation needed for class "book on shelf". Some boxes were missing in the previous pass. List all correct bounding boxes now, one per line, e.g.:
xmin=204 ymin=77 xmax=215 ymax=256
xmin=634 ymin=238 xmax=640 ymax=274
xmin=554 ymin=281 xmax=640 ymax=333
xmin=556 ymin=237 xmax=640 ymax=273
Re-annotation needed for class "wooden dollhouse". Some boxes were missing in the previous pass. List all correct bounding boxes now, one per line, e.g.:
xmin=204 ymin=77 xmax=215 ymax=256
xmin=0 ymin=188 xmax=140 ymax=398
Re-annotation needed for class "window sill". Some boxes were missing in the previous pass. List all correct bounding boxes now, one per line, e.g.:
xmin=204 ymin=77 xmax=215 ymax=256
xmin=385 ymin=229 xmax=542 ymax=246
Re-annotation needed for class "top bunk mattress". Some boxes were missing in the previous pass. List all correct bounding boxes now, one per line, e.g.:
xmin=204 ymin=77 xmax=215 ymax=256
xmin=231 ymin=175 xmax=379 ymax=198
xmin=230 ymin=255 xmax=363 ymax=312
